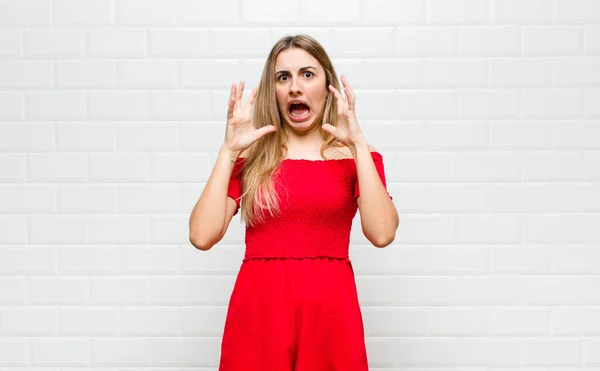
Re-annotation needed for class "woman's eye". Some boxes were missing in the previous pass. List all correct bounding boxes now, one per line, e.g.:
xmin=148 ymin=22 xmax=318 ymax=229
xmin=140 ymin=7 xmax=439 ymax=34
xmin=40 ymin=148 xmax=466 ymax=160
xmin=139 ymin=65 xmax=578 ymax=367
xmin=304 ymin=71 xmax=313 ymax=78
xmin=278 ymin=75 xmax=288 ymax=81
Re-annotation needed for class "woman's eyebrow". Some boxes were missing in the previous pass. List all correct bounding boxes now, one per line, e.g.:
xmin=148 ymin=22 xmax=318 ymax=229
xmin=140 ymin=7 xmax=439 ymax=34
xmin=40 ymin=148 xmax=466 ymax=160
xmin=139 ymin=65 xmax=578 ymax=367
xmin=275 ymin=66 xmax=317 ymax=74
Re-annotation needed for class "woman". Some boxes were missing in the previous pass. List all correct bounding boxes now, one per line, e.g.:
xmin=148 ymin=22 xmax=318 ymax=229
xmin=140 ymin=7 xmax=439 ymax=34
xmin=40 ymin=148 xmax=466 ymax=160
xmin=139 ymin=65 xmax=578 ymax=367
xmin=189 ymin=35 xmax=399 ymax=371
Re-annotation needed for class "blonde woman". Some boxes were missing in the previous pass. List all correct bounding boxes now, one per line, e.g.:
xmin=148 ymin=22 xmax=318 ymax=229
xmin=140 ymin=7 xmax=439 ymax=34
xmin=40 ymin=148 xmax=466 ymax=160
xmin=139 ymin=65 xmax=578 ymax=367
xmin=189 ymin=34 xmax=399 ymax=371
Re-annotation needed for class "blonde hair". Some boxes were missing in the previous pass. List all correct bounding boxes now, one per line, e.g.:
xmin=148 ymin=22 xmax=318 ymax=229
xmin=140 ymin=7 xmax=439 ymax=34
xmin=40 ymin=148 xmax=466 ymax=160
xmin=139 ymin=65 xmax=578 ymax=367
xmin=239 ymin=34 xmax=343 ymax=227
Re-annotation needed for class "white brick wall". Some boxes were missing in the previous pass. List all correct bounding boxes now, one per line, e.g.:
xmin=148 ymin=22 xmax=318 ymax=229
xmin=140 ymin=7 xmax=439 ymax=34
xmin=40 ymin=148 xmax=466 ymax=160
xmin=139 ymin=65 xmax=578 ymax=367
xmin=0 ymin=0 xmax=599 ymax=369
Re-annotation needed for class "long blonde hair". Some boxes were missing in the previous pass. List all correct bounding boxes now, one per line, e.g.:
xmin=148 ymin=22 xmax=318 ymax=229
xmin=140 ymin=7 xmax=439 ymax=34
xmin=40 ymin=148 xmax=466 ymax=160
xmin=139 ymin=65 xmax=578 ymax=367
xmin=238 ymin=34 xmax=343 ymax=227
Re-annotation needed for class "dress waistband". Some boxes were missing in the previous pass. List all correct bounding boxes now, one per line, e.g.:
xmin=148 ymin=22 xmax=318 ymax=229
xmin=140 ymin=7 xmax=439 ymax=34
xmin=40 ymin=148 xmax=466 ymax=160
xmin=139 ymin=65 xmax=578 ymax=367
xmin=243 ymin=222 xmax=351 ymax=260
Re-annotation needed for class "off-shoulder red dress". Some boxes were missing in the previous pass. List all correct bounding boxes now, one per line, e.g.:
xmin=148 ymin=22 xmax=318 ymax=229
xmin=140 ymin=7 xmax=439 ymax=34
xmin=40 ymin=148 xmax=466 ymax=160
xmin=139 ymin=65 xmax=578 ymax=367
xmin=219 ymin=151 xmax=391 ymax=371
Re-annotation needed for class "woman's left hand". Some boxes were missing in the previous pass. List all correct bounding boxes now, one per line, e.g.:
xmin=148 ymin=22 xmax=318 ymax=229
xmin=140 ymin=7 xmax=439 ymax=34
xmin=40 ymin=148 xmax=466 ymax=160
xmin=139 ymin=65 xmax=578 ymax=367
xmin=321 ymin=74 xmax=366 ymax=149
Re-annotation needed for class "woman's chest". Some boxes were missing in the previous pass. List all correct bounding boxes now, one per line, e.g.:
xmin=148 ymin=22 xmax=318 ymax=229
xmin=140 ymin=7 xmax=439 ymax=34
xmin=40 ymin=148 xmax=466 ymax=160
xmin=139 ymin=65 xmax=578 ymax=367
xmin=272 ymin=162 xmax=357 ymax=217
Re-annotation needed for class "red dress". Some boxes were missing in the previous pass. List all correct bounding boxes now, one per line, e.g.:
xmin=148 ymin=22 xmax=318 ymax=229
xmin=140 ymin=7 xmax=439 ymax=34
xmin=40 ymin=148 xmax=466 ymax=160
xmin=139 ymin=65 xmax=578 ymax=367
xmin=219 ymin=151 xmax=391 ymax=371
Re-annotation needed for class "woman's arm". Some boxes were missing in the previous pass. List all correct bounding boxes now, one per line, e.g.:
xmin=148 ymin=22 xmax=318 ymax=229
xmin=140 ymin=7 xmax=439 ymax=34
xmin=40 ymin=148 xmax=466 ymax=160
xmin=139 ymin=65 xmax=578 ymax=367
xmin=189 ymin=146 xmax=241 ymax=251
xmin=351 ymin=142 xmax=399 ymax=248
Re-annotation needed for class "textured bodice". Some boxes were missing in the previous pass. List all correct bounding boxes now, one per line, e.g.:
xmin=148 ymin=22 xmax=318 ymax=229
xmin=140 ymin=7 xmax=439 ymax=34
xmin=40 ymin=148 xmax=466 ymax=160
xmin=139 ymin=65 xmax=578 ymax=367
xmin=226 ymin=152 xmax=390 ymax=261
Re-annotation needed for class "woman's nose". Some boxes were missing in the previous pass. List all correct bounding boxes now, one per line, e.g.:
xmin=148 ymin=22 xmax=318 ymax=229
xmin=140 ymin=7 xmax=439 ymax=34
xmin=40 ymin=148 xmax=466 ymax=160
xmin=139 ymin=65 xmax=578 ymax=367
xmin=289 ymin=78 xmax=301 ymax=94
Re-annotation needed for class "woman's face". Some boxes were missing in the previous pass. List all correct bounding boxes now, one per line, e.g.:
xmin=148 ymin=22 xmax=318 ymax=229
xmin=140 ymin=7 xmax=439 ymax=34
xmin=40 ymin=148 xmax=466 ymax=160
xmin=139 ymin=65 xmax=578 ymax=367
xmin=274 ymin=48 xmax=328 ymax=133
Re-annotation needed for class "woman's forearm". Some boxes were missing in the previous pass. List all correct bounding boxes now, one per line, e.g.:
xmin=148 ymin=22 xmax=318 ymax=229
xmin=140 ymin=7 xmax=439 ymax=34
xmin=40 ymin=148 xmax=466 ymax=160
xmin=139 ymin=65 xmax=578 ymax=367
xmin=189 ymin=145 xmax=240 ymax=250
xmin=351 ymin=142 xmax=399 ymax=247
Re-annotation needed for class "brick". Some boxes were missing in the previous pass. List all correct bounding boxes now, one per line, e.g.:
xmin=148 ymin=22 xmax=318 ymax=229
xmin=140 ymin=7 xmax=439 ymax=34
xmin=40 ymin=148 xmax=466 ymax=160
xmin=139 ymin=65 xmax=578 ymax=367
xmin=177 ymin=0 xmax=238 ymax=25
xmin=0 ymin=154 xmax=26 ymax=182
xmin=554 ymin=120 xmax=600 ymax=148
xmin=396 ymin=90 xmax=458 ymax=118
xmin=89 ymin=153 xmax=151 ymax=182
xmin=87 ymin=28 xmax=147 ymax=57
xmin=0 ymin=246 xmax=55 ymax=274
xmin=180 ymin=60 xmax=240 ymax=88
xmin=0 ymin=307 xmax=57 ymax=335
xmin=0 ymin=123 xmax=54 ymax=151
xmin=521 ymin=339 xmax=580 ymax=366
xmin=522 ymin=152 xmax=583 ymax=181
xmin=425 ymin=121 xmax=488 ymax=149
xmin=88 ymin=91 xmax=149 ymax=120
xmin=25 ymin=29 xmax=85 ymax=58
xmin=429 ymin=0 xmax=488 ymax=24
xmin=522 ymin=89 xmax=583 ymax=118
xmin=395 ymin=26 xmax=457 ymax=56
xmin=491 ymin=245 xmax=552 ymax=274
xmin=0 ymin=216 xmax=27 ymax=244
xmin=491 ymin=0 xmax=552 ymax=24
xmin=149 ymin=91 xmax=210 ymax=120
xmin=457 ymin=152 xmax=521 ymax=181
xmin=490 ymin=307 xmax=550 ymax=335
xmin=56 ymin=122 xmax=116 ymax=151
xmin=53 ymin=0 xmax=112 ymax=25
xmin=522 ymin=26 xmax=583 ymax=56
xmin=303 ymin=0 xmax=358 ymax=23
xmin=522 ymin=214 xmax=584 ymax=244
xmin=457 ymin=214 xmax=521 ymax=244
xmin=59 ymin=308 xmax=118 ymax=335
xmin=116 ymin=60 xmax=178 ymax=88
xmin=0 ymin=0 xmax=51 ymax=26
xmin=88 ymin=215 xmax=151 ymax=244
xmin=490 ymin=120 xmax=553 ymax=149
xmin=26 ymin=91 xmax=87 ymax=120
xmin=333 ymin=28 xmax=394 ymax=57
xmin=0 ymin=60 xmax=53 ymax=89
xmin=0 ymin=185 xmax=54 ymax=213
xmin=241 ymin=0 xmax=300 ymax=24
xmin=0 ymin=29 xmax=23 ymax=57
xmin=120 ymin=246 xmax=180 ymax=274
xmin=27 ymin=153 xmax=87 ymax=183
xmin=57 ymin=185 xmax=117 ymax=213
xmin=29 ymin=277 xmax=89 ymax=305
xmin=148 ymin=29 xmax=209 ymax=57
xmin=457 ymin=277 xmax=520 ymax=304
xmin=459 ymin=26 xmax=520 ymax=56
xmin=363 ymin=0 xmax=426 ymax=24
xmin=460 ymin=90 xmax=521 ymax=118
xmin=115 ymin=0 xmax=175 ymax=25
xmin=490 ymin=58 xmax=550 ymax=87
xmin=208 ymin=28 xmax=272 ymax=57
xmin=28 ymin=216 xmax=87 ymax=244
xmin=556 ymin=0 xmax=600 ymax=23
xmin=55 ymin=60 xmax=115 ymax=89
xmin=585 ymin=25 xmax=600 ymax=54
xmin=118 ymin=185 xmax=180 ymax=213
xmin=552 ymin=57 xmax=600 ymax=86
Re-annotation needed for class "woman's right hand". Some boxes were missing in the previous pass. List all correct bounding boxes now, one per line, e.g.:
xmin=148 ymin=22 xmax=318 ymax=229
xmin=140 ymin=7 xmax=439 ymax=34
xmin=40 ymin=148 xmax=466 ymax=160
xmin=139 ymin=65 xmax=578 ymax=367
xmin=223 ymin=81 xmax=276 ymax=155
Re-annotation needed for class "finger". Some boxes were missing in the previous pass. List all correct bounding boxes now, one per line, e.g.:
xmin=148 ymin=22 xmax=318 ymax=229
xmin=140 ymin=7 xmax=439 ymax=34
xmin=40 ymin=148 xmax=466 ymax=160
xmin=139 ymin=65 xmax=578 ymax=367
xmin=328 ymin=84 xmax=343 ymax=104
xmin=341 ymin=75 xmax=356 ymax=111
xmin=256 ymin=124 xmax=276 ymax=138
xmin=245 ymin=88 xmax=258 ymax=113
xmin=227 ymin=82 xmax=236 ymax=120
xmin=321 ymin=123 xmax=337 ymax=136
xmin=237 ymin=80 xmax=245 ymax=105
xmin=329 ymin=84 xmax=347 ymax=112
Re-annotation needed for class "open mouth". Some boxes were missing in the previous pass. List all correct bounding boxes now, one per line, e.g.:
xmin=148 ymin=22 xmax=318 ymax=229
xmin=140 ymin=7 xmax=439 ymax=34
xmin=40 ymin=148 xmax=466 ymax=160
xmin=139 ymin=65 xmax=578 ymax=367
xmin=288 ymin=103 xmax=311 ymax=120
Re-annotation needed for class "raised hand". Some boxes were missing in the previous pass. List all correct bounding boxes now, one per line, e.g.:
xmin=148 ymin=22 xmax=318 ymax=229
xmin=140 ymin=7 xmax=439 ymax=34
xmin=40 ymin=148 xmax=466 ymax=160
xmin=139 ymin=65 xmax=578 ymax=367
xmin=321 ymin=75 xmax=366 ymax=148
xmin=223 ymin=81 xmax=276 ymax=154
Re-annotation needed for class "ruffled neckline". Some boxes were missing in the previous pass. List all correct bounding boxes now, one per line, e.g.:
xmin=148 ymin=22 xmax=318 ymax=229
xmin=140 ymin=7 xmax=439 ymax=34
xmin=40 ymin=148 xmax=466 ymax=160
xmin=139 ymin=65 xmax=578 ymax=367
xmin=235 ymin=151 xmax=382 ymax=163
